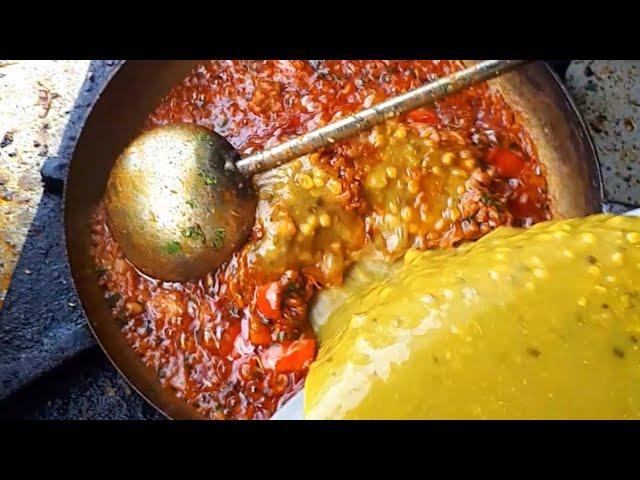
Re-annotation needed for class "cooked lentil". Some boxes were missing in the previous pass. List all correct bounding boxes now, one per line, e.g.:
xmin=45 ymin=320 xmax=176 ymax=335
xmin=91 ymin=60 xmax=550 ymax=419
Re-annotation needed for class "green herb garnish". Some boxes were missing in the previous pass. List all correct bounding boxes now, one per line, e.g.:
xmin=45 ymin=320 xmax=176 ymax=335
xmin=104 ymin=292 xmax=121 ymax=308
xmin=163 ymin=241 xmax=182 ymax=254
xmin=114 ymin=310 xmax=128 ymax=327
xmin=481 ymin=193 xmax=502 ymax=208
xmin=182 ymin=224 xmax=206 ymax=244
xmin=198 ymin=170 xmax=217 ymax=186
xmin=212 ymin=227 xmax=226 ymax=250
xmin=286 ymin=283 xmax=302 ymax=296
xmin=197 ymin=131 xmax=210 ymax=143
xmin=186 ymin=199 xmax=198 ymax=209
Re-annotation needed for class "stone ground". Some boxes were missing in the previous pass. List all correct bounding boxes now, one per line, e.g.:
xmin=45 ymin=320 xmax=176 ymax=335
xmin=0 ymin=60 xmax=91 ymax=307
xmin=566 ymin=60 xmax=640 ymax=207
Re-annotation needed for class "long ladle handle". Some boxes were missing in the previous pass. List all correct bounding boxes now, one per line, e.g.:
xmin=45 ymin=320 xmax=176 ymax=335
xmin=235 ymin=60 xmax=530 ymax=177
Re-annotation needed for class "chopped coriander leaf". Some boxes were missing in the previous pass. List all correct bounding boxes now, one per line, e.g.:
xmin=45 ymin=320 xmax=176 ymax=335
xmin=212 ymin=227 xmax=226 ymax=250
xmin=186 ymin=199 xmax=198 ymax=209
xmin=104 ymin=292 xmax=122 ymax=308
xmin=182 ymin=224 xmax=206 ymax=244
xmin=481 ymin=193 xmax=502 ymax=208
xmin=163 ymin=241 xmax=182 ymax=254
xmin=197 ymin=131 xmax=210 ymax=142
xmin=286 ymin=283 xmax=302 ymax=296
xmin=198 ymin=170 xmax=217 ymax=186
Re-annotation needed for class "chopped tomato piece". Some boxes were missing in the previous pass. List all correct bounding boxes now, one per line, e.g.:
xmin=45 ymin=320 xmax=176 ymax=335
xmin=218 ymin=321 xmax=241 ymax=357
xmin=407 ymin=107 xmax=439 ymax=125
xmin=249 ymin=317 xmax=272 ymax=346
xmin=256 ymin=281 xmax=282 ymax=320
xmin=486 ymin=147 xmax=526 ymax=178
xmin=260 ymin=339 xmax=317 ymax=373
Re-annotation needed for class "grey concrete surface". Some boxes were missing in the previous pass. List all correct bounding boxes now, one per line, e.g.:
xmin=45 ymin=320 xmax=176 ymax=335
xmin=0 ymin=61 xmax=91 ymax=307
xmin=0 ymin=61 xmax=162 ymax=419
xmin=566 ymin=60 xmax=640 ymax=207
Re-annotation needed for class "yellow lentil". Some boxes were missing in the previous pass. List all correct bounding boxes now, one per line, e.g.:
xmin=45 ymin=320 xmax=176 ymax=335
xmin=307 ymin=214 xmax=319 ymax=228
xmin=612 ymin=252 xmax=624 ymax=265
xmin=400 ymin=207 xmax=414 ymax=222
xmin=533 ymin=268 xmax=548 ymax=279
xmin=587 ymin=265 xmax=600 ymax=276
xmin=581 ymin=232 xmax=596 ymax=244
xmin=319 ymin=212 xmax=332 ymax=228
xmin=327 ymin=179 xmax=342 ymax=195
xmin=451 ymin=168 xmax=468 ymax=178
xmin=298 ymin=174 xmax=314 ymax=190
xmin=300 ymin=223 xmax=315 ymax=237
xmin=463 ymin=158 xmax=476 ymax=170
xmin=394 ymin=125 xmax=407 ymax=139
xmin=441 ymin=152 xmax=455 ymax=165
xmin=626 ymin=232 xmax=640 ymax=244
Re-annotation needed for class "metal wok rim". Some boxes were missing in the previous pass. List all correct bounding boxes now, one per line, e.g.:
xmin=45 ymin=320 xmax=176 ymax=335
xmin=63 ymin=64 xmax=174 ymax=419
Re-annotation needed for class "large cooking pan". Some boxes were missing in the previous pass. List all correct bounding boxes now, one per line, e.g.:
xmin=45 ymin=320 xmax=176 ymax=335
xmin=64 ymin=60 xmax=603 ymax=420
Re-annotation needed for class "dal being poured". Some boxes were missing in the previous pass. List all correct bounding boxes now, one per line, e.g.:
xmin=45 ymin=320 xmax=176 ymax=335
xmin=306 ymin=214 xmax=640 ymax=419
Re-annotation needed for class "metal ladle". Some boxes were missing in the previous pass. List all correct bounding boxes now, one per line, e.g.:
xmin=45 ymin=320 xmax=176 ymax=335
xmin=105 ymin=60 xmax=529 ymax=282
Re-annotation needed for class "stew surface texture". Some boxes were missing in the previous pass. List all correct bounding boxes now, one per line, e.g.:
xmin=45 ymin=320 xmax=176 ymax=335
xmin=90 ymin=60 xmax=551 ymax=419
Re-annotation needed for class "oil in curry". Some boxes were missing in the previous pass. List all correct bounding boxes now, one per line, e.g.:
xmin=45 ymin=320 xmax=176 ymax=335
xmin=91 ymin=60 xmax=550 ymax=419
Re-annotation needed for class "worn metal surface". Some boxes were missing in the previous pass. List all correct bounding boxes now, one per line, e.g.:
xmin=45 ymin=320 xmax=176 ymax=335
xmin=566 ymin=60 xmax=640 ymax=207
xmin=105 ymin=123 xmax=257 ymax=282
